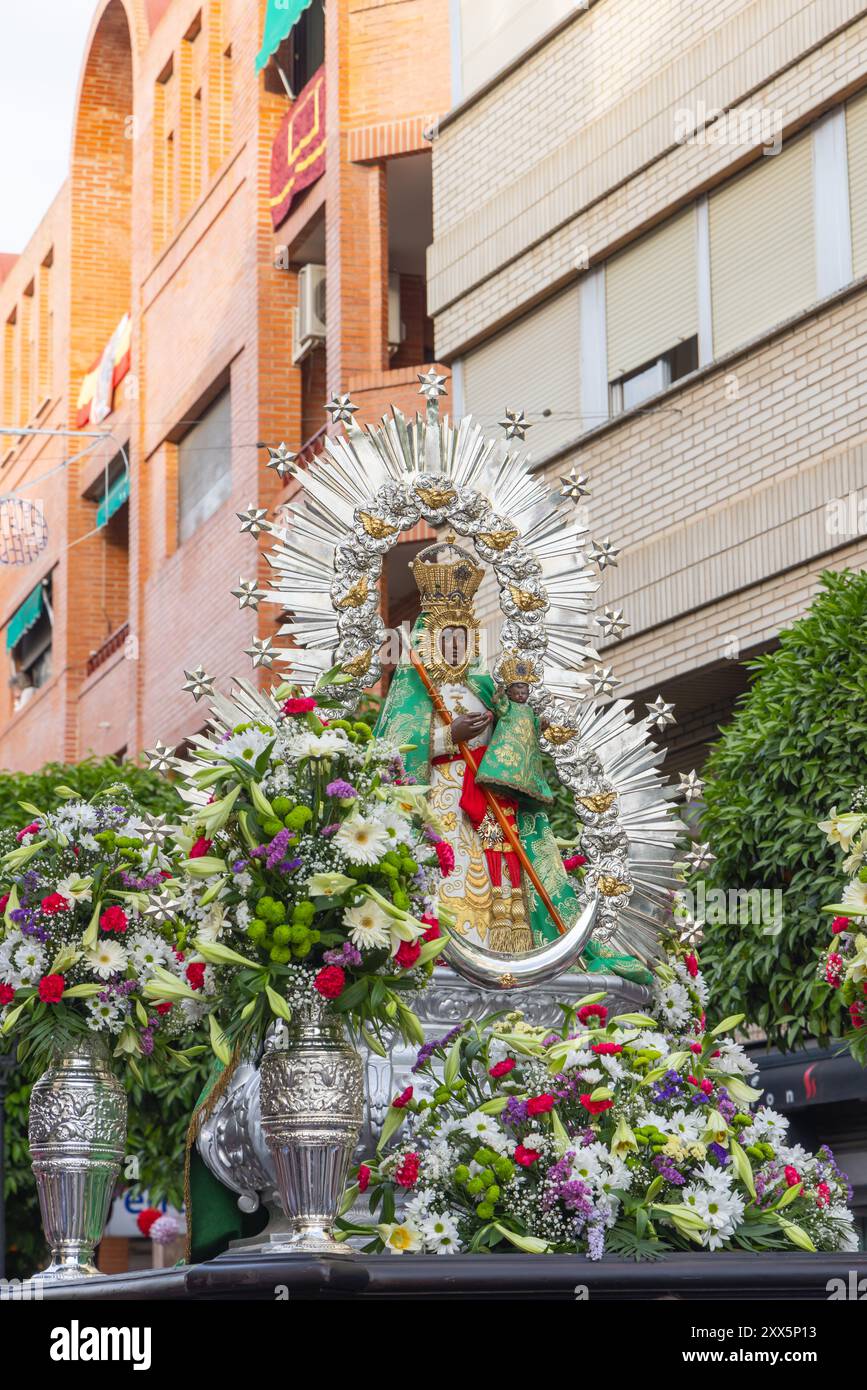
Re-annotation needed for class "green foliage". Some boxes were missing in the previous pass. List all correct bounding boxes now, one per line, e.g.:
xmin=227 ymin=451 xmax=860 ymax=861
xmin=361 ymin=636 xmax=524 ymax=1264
xmin=0 ymin=757 xmax=185 ymax=1277
xmin=698 ymin=571 xmax=867 ymax=1051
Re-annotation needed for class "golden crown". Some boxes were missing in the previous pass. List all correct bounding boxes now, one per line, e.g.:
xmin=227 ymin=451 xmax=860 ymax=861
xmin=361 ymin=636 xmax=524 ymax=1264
xmin=410 ymin=534 xmax=484 ymax=614
xmin=498 ymin=654 xmax=540 ymax=685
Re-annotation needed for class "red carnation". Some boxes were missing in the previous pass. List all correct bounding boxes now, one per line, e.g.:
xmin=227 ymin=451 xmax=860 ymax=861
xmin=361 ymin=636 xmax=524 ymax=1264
xmin=189 ymin=837 xmax=213 ymax=859
xmin=577 ymin=1003 xmax=607 ymax=1025
xmin=155 ymin=1001 xmax=173 ymax=1016
xmin=282 ymin=697 xmax=317 ymax=716
xmin=825 ymin=952 xmax=843 ymax=988
xmin=563 ymin=854 xmax=587 ymax=872
xmin=699 ymin=1078 xmax=714 ymax=1096
xmin=579 ymin=1093 xmax=613 ymax=1115
xmin=784 ymin=1165 xmax=802 ymax=1189
xmin=392 ymin=1086 xmax=413 ymax=1109
xmin=514 ymin=1143 xmax=540 ymax=1167
xmin=591 ymin=1042 xmax=623 ymax=1056
xmin=526 ymin=1092 xmax=555 ymax=1116
xmin=186 ymin=961 xmax=206 ymax=992
xmin=357 ymin=1163 xmax=371 ymax=1194
xmin=100 ymin=906 xmax=128 ymax=934
xmin=136 ymin=1207 xmax=163 ymax=1238
xmin=394 ymin=1152 xmax=420 ymax=1189
xmin=685 ymin=953 xmax=699 ymax=979
xmin=489 ymin=1058 xmax=516 ymax=1078
xmin=38 ymin=974 xmax=65 ymax=1004
xmin=313 ymin=965 xmax=345 ymax=1000
xmin=689 ymin=1042 xmax=703 ymax=1054
xmin=0 ymin=894 xmax=8 ymax=915
xmin=831 ymin=916 xmax=850 ymax=934
xmin=421 ymin=914 xmax=441 ymax=942
xmin=434 ymin=840 xmax=455 ymax=877
xmin=16 ymin=821 xmax=40 ymax=843
xmin=40 ymin=893 xmax=70 ymax=915
xmin=0 ymin=983 xmax=15 ymax=1006
xmin=394 ymin=939 xmax=422 ymax=970
xmin=849 ymin=1002 xmax=866 ymax=1029
xmin=816 ymin=1181 xmax=831 ymax=1208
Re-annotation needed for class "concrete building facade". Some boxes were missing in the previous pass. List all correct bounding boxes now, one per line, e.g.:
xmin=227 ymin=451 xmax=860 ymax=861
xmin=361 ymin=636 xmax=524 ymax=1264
xmin=431 ymin=0 xmax=867 ymax=772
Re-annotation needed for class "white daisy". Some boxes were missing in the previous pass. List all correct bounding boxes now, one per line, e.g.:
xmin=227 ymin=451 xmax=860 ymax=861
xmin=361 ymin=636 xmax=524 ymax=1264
xmin=129 ymin=933 xmax=170 ymax=973
xmin=459 ymin=1111 xmax=509 ymax=1151
xmin=220 ymin=727 xmax=275 ymax=766
xmin=335 ymin=816 xmax=390 ymax=866
xmin=343 ymin=900 xmax=390 ymax=952
xmin=12 ymin=941 xmax=46 ymax=985
xmin=841 ymin=879 xmax=867 ymax=913
xmin=86 ymin=940 xmax=128 ymax=979
xmin=86 ymin=998 xmax=122 ymax=1032
xmin=420 ymin=1211 xmax=461 ymax=1254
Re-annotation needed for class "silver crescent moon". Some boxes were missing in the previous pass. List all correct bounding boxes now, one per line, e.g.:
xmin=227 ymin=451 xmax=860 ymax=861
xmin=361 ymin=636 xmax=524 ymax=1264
xmin=442 ymin=893 xmax=600 ymax=991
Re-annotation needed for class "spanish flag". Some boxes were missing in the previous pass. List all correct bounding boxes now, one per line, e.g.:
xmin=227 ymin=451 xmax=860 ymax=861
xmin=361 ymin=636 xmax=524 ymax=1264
xmin=76 ymin=313 xmax=132 ymax=428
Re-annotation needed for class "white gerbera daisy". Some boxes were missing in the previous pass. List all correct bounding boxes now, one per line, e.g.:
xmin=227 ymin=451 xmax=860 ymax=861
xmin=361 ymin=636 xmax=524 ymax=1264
xmin=130 ymin=933 xmax=170 ymax=973
xmin=13 ymin=941 xmax=46 ymax=985
xmin=343 ymin=900 xmax=390 ymax=951
xmin=220 ymin=727 xmax=274 ymax=766
xmin=86 ymin=940 xmax=128 ymax=979
xmin=420 ymin=1211 xmax=461 ymax=1254
xmin=335 ymin=816 xmax=389 ymax=866
xmin=841 ymin=879 xmax=867 ymax=913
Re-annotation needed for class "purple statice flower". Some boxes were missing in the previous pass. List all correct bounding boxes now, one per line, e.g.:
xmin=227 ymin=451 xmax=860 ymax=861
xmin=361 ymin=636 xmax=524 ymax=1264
xmin=276 ymin=857 xmax=302 ymax=874
xmin=586 ymin=1222 xmax=606 ymax=1260
xmin=423 ymin=826 xmax=443 ymax=846
xmin=326 ymin=779 xmax=356 ymax=799
xmin=232 ymin=859 xmax=249 ymax=874
xmin=816 ymin=1144 xmax=853 ymax=1203
xmin=716 ymin=1087 xmax=737 ymax=1122
xmin=544 ymin=1153 xmax=594 ymax=1220
xmin=503 ymin=1095 xmax=530 ymax=1132
xmin=707 ymin=1141 xmax=730 ymax=1167
xmin=324 ymin=942 xmax=363 ymax=968
xmin=652 ymin=1153 xmax=686 ymax=1185
xmin=652 ymin=1068 xmax=684 ymax=1103
xmin=120 ymin=869 xmax=167 ymax=891
xmin=542 ymin=1033 xmax=561 ymax=1048
xmin=320 ymin=823 xmax=340 ymax=838
xmin=249 ymin=846 xmax=267 ymax=859
xmin=139 ymin=1028 xmax=155 ymax=1057
xmin=266 ymin=829 xmax=292 ymax=869
xmin=412 ymin=1023 xmax=466 ymax=1073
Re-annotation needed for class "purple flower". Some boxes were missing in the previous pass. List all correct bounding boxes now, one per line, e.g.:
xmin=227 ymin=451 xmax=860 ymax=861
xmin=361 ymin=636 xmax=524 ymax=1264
xmin=266 ymin=829 xmax=292 ymax=869
xmin=412 ymin=1023 xmax=466 ymax=1073
xmin=707 ymin=1141 xmax=730 ymax=1167
xmin=140 ymin=1028 xmax=155 ymax=1057
xmin=326 ymin=779 xmax=357 ymax=799
xmin=324 ymin=942 xmax=363 ymax=968
xmin=232 ymin=859 xmax=249 ymax=874
xmin=277 ymin=857 xmax=302 ymax=874
xmin=503 ymin=1095 xmax=529 ymax=1132
xmin=586 ymin=1222 xmax=606 ymax=1260
xmin=320 ymin=823 xmax=340 ymax=838
xmin=652 ymin=1153 xmax=686 ymax=1185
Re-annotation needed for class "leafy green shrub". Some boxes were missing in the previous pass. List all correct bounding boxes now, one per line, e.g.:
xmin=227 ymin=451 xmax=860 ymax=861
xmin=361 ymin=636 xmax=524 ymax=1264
xmin=698 ymin=571 xmax=867 ymax=1051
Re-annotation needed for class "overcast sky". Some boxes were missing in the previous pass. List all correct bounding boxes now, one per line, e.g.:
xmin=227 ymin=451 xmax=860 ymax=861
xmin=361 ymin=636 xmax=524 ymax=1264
xmin=0 ymin=1 xmax=97 ymax=252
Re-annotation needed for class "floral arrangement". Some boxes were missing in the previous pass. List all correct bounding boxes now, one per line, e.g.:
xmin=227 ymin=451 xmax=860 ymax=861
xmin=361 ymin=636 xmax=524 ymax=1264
xmin=148 ymin=683 xmax=449 ymax=1057
xmin=0 ymin=792 xmax=205 ymax=1076
xmin=343 ymin=938 xmax=856 ymax=1257
xmin=818 ymin=799 xmax=867 ymax=1064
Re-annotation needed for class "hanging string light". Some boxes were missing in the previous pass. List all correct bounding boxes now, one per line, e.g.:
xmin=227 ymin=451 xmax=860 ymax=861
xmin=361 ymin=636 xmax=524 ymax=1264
xmin=0 ymin=496 xmax=48 ymax=565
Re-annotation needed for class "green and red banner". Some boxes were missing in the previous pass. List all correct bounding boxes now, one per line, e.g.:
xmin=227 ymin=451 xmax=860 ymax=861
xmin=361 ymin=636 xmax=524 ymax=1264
xmin=269 ymin=66 xmax=326 ymax=230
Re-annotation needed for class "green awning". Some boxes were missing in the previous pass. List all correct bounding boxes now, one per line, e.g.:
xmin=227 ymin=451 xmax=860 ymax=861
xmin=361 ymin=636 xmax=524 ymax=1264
xmin=97 ymin=470 xmax=130 ymax=528
xmin=255 ymin=0 xmax=313 ymax=72
xmin=6 ymin=584 xmax=44 ymax=651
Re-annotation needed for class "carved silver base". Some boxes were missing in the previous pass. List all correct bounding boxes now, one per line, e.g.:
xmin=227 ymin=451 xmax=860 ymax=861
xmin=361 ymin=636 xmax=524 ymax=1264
xmin=28 ymin=1036 xmax=127 ymax=1282
xmin=258 ymin=996 xmax=364 ymax=1257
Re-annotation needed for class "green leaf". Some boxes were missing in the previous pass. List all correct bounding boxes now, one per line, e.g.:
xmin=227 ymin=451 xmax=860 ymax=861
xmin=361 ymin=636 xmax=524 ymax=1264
xmin=376 ymin=1103 xmax=408 ymax=1154
xmin=208 ymin=1011 xmax=232 ymax=1065
xmin=265 ymin=984 xmax=292 ymax=1021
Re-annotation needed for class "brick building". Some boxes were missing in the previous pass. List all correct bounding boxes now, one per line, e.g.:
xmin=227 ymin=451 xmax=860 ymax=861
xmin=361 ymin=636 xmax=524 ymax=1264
xmin=0 ymin=0 xmax=451 ymax=770
xmin=430 ymin=0 xmax=867 ymax=774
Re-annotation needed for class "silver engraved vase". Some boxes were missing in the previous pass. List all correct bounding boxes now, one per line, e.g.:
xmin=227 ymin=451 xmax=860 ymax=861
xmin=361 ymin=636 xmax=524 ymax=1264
xmin=28 ymin=1035 xmax=127 ymax=1281
xmin=259 ymin=994 xmax=364 ymax=1255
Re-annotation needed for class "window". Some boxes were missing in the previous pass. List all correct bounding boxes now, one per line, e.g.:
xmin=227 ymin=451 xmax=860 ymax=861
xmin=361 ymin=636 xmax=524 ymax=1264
xmin=178 ymin=387 xmax=232 ymax=542
xmin=709 ymin=134 xmax=815 ymax=358
xmin=462 ymin=285 xmax=581 ymax=458
xmin=610 ymin=336 xmax=699 ymax=414
xmin=606 ymin=209 xmax=698 ymax=413
xmin=847 ymin=88 xmax=867 ymax=280
xmin=264 ymin=0 xmax=324 ymax=98
xmin=8 ymin=577 xmax=52 ymax=708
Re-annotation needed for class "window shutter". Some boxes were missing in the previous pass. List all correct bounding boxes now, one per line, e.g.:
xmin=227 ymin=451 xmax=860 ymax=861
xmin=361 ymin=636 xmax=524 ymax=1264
xmin=606 ymin=209 xmax=697 ymax=380
xmin=178 ymin=388 xmax=232 ymax=542
xmin=847 ymin=89 xmax=867 ymax=279
xmin=462 ymin=286 xmax=580 ymax=458
xmin=709 ymin=136 xmax=815 ymax=359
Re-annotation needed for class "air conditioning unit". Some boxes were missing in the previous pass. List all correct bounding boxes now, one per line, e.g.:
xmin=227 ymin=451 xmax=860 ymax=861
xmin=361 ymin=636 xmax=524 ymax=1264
xmin=292 ymin=263 xmax=327 ymax=364
xmin=388 ymin=272 xmax=406 ymax=357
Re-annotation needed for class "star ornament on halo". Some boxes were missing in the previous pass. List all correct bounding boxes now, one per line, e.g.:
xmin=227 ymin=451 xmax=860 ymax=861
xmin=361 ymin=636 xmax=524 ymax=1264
xmin=678 ymin=916 xmax=706 ymax=947
xmin=245 ymin=636 xmax=277 ymax=669
xmin=597 ymin=607 xmax=629 ymax=640
xmin=678 ymin=769 xmax=705 ymax=803
xmin=266 ymin=442 xmax=297 ymax=479
xmin=558 ymin=466 xmax=590 ymax=503
xmin=231 ymin=577 xmax=266 ymax=611
xmin=587 ymin=537 xmax=620 ymax=570
xmin=182 ymin=666 xmax=215 ymax=702
xmin=645 ymin=695 xmax=676 ymax=732
xmin=237 ymin=506 xmax=270 ymax=537
xmin=143 ymin=893 xmax=177 ymax=928
xmin=417 ymin=369 xmax=448 ymax=401
xmin=143 ymin=740 xmax=179 ymax=775
xmin=684 ymin=842 xmax=717 ymax=874
xmin=589 ymin=665 xmax=620 ymax=698
xmin=325 ymin=393 xmax=359 ymax=424
xmin=499 ymin=407 xmax=531 ymax=441
xmin=138 ymin=814 xmax=176 ymax=850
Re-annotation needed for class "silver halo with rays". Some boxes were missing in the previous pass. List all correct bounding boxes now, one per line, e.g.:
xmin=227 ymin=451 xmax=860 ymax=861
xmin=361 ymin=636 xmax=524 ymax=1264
xmin=258 ymin=401 xmax=685 ymax=980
